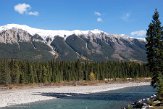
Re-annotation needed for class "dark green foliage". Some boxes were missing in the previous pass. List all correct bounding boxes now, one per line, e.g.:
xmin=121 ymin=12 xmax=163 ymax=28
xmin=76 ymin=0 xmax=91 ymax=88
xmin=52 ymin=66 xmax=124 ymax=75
xmin=10 ymin=60 xmax=20 ymax=84
xmin=0 ymin=59 xmax=150 ymax=84
xmin=157 ymin=73 xmax=163 ymax=100
xmin=0 ymin=60 xmax=11 ymax=84
xmin=146 ymin=9 xmax=163 ymax=87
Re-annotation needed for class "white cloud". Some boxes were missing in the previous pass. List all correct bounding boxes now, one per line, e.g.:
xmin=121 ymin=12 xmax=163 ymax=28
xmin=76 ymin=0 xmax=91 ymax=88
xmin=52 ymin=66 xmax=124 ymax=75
xmin=130 ymin=30 xmax=146 ymax=37
xmin=14 ymin=3 xmax=39 ymax=16
xmin=94 ymin=11 xmax=101 ymax=16
xmin=28 ymin=11 xmax=39 ymax=16
xmin=14 ymin=3 xmax=31 ymax=14
xmin=94 ymin=11 xmax=103 ymax=22
xmin=121 ymin=13 xmax=131 ymax=21
xmin=97 ymin=17 xmax=103 ymax=22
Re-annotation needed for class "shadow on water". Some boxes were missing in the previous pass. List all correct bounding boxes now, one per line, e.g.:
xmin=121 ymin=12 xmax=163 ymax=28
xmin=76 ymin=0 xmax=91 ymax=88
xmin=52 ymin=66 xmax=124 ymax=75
xmin=1 ymin=85 xmax=156 ymax=109
xmin=33 ymin=85 xmax=155 ymax=102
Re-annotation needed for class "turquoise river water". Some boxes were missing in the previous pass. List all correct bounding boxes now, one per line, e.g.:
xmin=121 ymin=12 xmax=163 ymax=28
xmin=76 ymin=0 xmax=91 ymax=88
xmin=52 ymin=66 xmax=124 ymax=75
xmin=1 ymin=85 xmax=155 ymax=109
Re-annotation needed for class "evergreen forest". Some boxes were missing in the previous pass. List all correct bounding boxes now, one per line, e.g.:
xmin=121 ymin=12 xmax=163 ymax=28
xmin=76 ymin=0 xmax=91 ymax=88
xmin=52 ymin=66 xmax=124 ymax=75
xmin=0 ymin=59 xmax=151 ymax=84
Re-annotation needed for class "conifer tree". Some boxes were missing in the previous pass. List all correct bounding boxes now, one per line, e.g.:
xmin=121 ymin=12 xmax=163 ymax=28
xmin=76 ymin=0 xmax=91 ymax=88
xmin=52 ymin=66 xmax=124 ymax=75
xmin=157 ymin=73 xmax=163 ymax=100
xmin=146 ymin=9 xmax=162 ymax=87
xmin=0 ymin=59 xmax=150 ymax=84
xmin=0 ymin=60 xmax=11 ymax=84
xmin=10 ymin=60 xmax=20 ymax=84
xmin=29 ymin=65 xmax=34 ymax=83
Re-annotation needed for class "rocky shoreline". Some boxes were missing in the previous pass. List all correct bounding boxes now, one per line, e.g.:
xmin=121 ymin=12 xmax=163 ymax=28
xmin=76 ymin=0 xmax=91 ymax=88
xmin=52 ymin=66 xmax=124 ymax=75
xmin=123 ymin=94 xmax=163 ymax=109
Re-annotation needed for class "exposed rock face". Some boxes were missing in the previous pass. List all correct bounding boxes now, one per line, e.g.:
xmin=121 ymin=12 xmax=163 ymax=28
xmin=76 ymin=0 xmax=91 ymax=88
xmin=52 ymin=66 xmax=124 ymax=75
xmin=0 ymin=24 xmax=146 ymax=61
xmin=0 ymin=29 xmax=31 ymax=43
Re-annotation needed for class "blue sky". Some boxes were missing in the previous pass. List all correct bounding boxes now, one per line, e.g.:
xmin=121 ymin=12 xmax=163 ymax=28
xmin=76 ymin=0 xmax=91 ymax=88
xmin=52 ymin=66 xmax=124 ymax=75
xmin=0 ymin=0 xmax=163 ymax=38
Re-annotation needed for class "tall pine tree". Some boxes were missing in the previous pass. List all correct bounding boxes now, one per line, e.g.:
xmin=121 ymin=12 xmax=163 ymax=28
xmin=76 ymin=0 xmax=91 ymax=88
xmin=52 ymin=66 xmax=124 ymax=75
xmin=146 ymin=9 xmax=162 ymax=87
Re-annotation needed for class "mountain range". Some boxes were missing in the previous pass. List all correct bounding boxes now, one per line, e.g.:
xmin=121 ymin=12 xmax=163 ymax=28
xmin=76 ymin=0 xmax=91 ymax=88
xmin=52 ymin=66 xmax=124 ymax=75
xmin=0 ymin=24 xmax=146 ymax=62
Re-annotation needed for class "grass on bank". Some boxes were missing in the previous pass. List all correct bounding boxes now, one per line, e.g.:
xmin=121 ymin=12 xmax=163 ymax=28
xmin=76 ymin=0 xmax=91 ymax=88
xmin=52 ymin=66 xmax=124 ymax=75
xmin=0 ymin=77 xmax=151 ymax=90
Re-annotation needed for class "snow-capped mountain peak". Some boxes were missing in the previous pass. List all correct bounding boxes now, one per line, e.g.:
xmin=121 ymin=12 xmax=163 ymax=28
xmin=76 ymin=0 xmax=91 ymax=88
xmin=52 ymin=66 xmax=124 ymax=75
xmin=0 ymin=24 xmax=146 ymax=61
xmin=0 ymin=24 xmax=106 ymax=40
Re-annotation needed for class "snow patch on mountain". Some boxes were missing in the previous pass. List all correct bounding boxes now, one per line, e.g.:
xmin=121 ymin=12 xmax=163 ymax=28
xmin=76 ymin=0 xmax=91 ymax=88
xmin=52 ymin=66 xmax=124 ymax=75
xmin=0 ymin=24 xmax=106 ymax=40
xmin=0 ymin=24 xmax=146 ymax=41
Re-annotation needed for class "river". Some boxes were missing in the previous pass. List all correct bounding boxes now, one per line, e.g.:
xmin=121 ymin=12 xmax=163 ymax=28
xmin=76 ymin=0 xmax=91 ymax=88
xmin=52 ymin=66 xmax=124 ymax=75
xmin=2 ymin=85 xmax=155 ymax=109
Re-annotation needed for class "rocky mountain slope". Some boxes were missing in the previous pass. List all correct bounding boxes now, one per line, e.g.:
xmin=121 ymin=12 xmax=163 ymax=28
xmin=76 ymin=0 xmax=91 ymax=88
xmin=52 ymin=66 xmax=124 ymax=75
xmin=0 ymin=24 xmax=146 ymax=61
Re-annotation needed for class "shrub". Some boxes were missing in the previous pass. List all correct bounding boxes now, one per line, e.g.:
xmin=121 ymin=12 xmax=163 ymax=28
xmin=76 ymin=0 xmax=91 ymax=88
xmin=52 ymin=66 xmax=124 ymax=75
xmin=89 ymin=72 xmax=96 ymax=81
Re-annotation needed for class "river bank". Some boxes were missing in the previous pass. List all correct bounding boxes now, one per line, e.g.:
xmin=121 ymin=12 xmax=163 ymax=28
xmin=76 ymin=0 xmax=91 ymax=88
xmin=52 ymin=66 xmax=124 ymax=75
xmin=0 ymin=82 xmax=150 ymax=108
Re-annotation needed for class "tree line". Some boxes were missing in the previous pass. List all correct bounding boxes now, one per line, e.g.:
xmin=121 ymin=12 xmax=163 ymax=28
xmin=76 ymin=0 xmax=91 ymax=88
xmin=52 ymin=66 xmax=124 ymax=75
xmin=0 ymin=59 xmax=151 ymax=84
